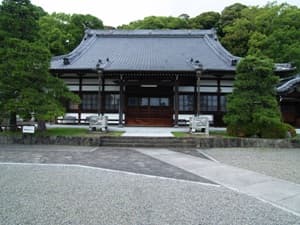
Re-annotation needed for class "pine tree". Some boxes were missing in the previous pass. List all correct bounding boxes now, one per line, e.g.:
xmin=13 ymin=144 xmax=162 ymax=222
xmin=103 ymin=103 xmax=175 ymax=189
xmin=224 ymin=55 xmax=286 ymax=138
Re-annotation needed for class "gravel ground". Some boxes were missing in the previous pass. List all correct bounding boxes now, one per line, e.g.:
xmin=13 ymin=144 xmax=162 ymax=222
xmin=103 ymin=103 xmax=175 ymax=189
xmin=0 ymin=144 xmax=211 ymax=183
xmin=201 ymin=148 xmax=300 ymax=184
xmin=0 ymin=164 xmax=299 ymax=225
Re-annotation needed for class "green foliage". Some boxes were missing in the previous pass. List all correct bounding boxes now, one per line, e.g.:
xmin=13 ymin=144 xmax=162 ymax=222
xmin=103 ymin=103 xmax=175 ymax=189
xmin=0 ymin=0 xmax=44 ymax=41
xmin=221 ymin=18 xmax=254 ymax=56
xmin=219 ymin=3 xmax=248 ymax=29
xmin=38 ymin=13 xmax=104 ymax=55
xmin=283 ymin=123 xmax=297 ymax=137
xmin=39 ymin=127 xmax=88 ymax=136
xmin=190 ymin=11 xmax=220 ymax=29
xmin=224 ymin=55 xmax=287 ymax=138
xmin=118 ymin=16 xmax=190 ymax=29
xmin=218 ymin=3 xmax=300 ymax=71
xmin=0 ymin=38 xmax=80 ymax=123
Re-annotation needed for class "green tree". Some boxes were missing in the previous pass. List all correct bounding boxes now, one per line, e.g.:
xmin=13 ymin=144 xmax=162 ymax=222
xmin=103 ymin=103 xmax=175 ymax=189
xmin=0 ymin=0 xmax=45 ymax=41
xmin=0 ymin=0 xmax=79 ymax=130
xmin=221 ymin=18 xmax=254 ymax=56
xmin=0 ymin=38 xmax=79 ymax=131
xmin=190 ymin=11 xmax=220 ymax=29
xmin=38 ymin=13 xmax=75 ymax=55
xmin=38 ymin=13 xmax=104 ymax=55
xmin=118 ymin=16 xmax=190 ymax=29
xmin=69 ymin=14 xmax=104 ymax=47
xmin=224 ymin=55 xmax=286 ymax=138
xmin=219 ymin=3 xmax=248 ymax=30
xmin=248 ymin=4 xmax=300 ymax=71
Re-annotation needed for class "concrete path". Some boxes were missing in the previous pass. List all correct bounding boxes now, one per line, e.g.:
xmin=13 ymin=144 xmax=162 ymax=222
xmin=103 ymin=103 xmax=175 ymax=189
xmin=135 ymin=148 xmax=300 ymax=217
xmin=120 ymin=127 xmax=187 ymax=137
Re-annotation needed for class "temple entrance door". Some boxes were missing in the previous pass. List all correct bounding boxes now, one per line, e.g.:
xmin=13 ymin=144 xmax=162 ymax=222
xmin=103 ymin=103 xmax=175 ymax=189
xmin=125 ymin=86 xmax=173 ymax=126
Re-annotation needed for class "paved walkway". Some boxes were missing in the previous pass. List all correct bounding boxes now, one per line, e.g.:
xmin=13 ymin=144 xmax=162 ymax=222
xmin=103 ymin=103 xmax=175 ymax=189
xmin=135 ymin=148 xmax=300 ymax=217
xmin=119 ymin=127 xmax=186 ymax=137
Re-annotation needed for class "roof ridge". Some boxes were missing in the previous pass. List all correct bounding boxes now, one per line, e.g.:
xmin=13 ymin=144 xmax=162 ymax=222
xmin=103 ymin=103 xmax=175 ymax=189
xmin=85 ymin=29 xmax=215 ymax=37
xmin=58 ymin=33 xmax=97 ymax=66
xmin=203 ymin=34 xmax=240 ymax=67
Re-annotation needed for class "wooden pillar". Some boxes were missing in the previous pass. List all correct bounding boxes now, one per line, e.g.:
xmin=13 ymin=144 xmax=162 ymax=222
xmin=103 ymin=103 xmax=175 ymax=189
xmin=101 ymin=76 xmax=105 ymax=115
xmin=196 ymin=70 xmax=202 ymax=115
xmin=174 ymin=75 xmax=179 ymax=127
xmin=217 ymin=78 xmax=221 ymax=112
xmin=78 ymin=74 xmax=83 ymax=124
xmin=97 ymin=70 xmax=103 ymax=116
xmin=215 ymin=76 xmax=223 ymax=127
xmin=194 ymin=80 xmax=197 ymax=116
xmin=118 ymin=75 xmax=124 ymax=126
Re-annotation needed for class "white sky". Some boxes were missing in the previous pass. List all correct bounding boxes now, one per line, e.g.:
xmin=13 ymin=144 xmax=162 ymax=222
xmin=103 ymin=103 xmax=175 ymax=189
xmin=29 ymin=0 xmax=300 ymax=27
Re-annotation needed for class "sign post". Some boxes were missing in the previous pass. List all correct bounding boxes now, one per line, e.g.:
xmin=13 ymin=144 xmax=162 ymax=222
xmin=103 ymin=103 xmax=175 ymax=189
xmin=22 ymin=125 xmax=36 ymax=144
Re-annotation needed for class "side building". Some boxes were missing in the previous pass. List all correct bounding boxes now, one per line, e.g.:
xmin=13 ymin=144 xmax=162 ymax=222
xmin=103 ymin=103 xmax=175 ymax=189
xmin=50 ymin=29 xmax=297 ymax=127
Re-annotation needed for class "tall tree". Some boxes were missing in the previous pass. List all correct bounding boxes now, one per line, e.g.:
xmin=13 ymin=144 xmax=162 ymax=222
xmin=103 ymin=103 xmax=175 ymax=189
xmin=248 ymin=4 xmax=300 ymax=71
xmin=0 ymin=0 xmax=44 ymax=41
xmin=219 ymin=3 xmax=248 ymax=31
xmin=224 ymin=55 xmax=286 ymax=138
xmin=38 ymin=13 xmax=104 ymax=55
xmin=0 ymin=38 xmax=79 ymax=130
xmin=190 ymin=11 xmax=220 ymax=29
xmin=221 ymin=18 xmax=254 ymax=56
xmin=0 ymin=0 xmax=79 ymax=130
xmin=118 ymin=16 xmax=190 ymax=29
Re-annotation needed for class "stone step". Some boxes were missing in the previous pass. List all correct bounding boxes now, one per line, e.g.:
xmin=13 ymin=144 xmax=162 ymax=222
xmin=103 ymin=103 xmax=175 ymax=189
xmin=100 ymin=137 xmax=197 ymax=148
xmin=101 ymin=142 xmax=196 ymax=148
xmin=101 ymin=137 xmax=195 ymax=143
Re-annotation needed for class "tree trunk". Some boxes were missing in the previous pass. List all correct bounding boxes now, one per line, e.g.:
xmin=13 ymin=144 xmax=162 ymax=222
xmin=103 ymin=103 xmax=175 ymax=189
xmin=37 ymin=120 xmax=46 ymax=131
xmin=9 ymin=112 xmax=17 ymax=131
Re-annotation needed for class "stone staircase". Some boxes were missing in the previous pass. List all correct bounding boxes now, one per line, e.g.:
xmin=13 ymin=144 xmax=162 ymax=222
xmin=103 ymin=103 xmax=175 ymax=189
xmin=100 ymin=136 xmax=197 ymax=148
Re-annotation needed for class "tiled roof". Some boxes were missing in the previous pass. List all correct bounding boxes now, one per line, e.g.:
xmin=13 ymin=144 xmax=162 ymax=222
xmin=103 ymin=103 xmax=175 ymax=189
xmin=50 ymin=29 xmax=293 ymax=73
xmin=277 ymin=74 xmax=300 ymax=94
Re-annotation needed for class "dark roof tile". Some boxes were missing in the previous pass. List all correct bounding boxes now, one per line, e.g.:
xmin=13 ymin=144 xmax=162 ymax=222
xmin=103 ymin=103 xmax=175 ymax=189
xmin=50 ymin=29 xmax=241 ymax=72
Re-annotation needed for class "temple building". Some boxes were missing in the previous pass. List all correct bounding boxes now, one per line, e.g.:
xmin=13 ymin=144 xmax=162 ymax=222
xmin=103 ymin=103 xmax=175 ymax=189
xmin=50 ymin=29 xmax=298 ymax=127
xmin=277 ymin=74 xmax=300 ymax=127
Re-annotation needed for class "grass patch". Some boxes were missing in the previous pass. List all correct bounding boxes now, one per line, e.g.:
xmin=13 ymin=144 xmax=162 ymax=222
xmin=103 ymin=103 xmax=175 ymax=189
xmin=85 ymin=130 xmax=124 ymax=137
xmin=41 ymin=128 xmax=124 ymax=137
xmin=292 ymin=134 xmax=300 ymax=140
xmin=172 ymin=131 xmax=189 ymax=137
xmin=0 ymin=130 xmax=22 ymax=136
xmin=0 ymin=127 xmax=124 ymax=137
xmin=209 ymin=130 xmax=228 ymax=136
xmin=39 ymin=128 xmax=88 ymax=136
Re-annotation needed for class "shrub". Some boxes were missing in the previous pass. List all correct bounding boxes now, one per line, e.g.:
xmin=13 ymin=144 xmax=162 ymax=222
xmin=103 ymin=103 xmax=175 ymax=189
xmin=259 ymin=122 xmax=286 ymax=138
xmin=227 ymin=121 xmax=296 ymax=139
xmin=283 ymin=123 xmax=296 ymax=138
xmin=224 ymin=55 xmax=283 ymax=139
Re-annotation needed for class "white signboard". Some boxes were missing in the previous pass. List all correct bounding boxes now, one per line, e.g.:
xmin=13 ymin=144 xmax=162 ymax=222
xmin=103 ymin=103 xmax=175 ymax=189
xmin=22 ymin=125 xmax=35 ymax=134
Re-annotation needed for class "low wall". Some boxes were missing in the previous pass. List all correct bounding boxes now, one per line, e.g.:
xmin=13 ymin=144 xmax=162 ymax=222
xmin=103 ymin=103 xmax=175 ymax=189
xmin=194 ymin=137 xmax=299 ymax=148
xmin=0 ymin=135 xmax=299 ymax=148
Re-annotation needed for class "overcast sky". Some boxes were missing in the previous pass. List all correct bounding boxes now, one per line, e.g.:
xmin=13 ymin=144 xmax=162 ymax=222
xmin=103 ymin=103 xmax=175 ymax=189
xmin=30 ymin=0 xmax=300 ymax=27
